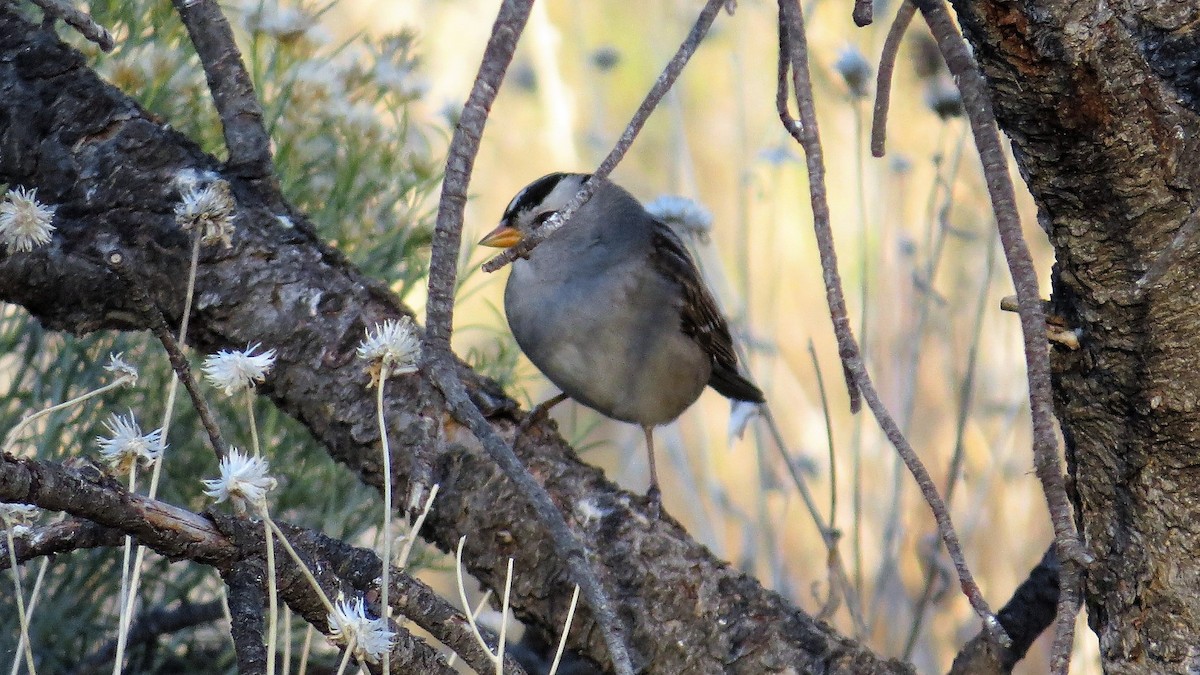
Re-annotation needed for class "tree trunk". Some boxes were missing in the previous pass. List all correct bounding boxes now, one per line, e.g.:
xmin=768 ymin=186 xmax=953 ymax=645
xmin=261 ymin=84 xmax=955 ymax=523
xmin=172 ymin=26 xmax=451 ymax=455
xmin=949 ymin=0 xmax=1200 ymax=671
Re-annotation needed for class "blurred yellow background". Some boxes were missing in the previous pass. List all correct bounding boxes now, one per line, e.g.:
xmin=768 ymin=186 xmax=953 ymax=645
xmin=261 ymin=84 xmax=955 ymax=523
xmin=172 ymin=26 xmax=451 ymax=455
xmin=325 ymin=0 xmax=1094 ymax=671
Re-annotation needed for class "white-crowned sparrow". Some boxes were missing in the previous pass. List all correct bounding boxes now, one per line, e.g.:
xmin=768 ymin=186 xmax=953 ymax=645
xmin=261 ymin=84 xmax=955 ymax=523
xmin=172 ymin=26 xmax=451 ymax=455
xmin=480 ymin=172 xmax=763 ymax=511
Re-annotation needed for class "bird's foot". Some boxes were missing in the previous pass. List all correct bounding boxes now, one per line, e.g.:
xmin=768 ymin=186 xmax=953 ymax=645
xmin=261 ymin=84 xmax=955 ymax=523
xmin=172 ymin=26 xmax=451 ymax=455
xmin=646 ymin=485 xmax=663 ymax=520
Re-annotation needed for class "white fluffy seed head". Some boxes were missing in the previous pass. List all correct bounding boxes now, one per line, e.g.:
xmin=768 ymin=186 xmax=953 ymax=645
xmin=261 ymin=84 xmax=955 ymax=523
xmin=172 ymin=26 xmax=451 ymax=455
xmin=356 ymin=317 xmax=421 ymax=380
xmin=96 ymin=411 xmax=165 ymax=473
xmin=0 ymin=186 xmax=57 ymax=252
xmin=202 ymin=344 xmax=277 ymax=397
xmin=327 ymin=595 xmax=394 ymax=664
xmin=202 ymin=448 xmax=277 ymax=515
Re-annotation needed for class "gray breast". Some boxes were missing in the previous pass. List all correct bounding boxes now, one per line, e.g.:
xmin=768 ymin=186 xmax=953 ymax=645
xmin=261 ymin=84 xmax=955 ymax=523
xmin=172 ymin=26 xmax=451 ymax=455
xmin=503 ymin=189 xmax=711 ymax=426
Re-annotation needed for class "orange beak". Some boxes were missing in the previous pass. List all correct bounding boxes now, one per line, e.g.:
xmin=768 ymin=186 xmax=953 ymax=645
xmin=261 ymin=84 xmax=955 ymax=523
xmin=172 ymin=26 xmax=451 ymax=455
xmin=478 ymin=223 xmax=523 ymax=249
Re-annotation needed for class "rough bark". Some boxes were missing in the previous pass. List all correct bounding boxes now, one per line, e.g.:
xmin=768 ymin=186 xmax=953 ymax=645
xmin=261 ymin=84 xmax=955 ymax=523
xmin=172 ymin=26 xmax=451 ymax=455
xmin=947 ymin=0 xmax=1200 ymax=672
xmin=0 ymin=10 xmax=910 ymax=674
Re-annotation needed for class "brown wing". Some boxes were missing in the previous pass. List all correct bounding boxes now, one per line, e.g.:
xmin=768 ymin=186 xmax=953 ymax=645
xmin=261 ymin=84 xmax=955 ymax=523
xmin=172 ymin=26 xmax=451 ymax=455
xmin=649 ymin=222 xmax=764 ymax=403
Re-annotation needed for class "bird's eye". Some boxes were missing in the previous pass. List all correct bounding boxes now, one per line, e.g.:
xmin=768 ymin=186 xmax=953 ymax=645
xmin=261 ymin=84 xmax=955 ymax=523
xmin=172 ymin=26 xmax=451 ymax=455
xmin=534 ymin=211 xmax=555 ymax=225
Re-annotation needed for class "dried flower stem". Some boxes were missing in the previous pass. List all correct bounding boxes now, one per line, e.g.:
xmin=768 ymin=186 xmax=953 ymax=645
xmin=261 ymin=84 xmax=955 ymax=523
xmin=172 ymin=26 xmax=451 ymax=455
xmin=246 ymin=396 xmax=262 ymax=458
xmin=263 ymin=518 xmax=278 ymax=675
xmin=4 ymin=519 xmax=36 ymax=675
xmin=264 ymin=515 xmax=335 ymax=615
xmin=396 ymin=484 xmax=439 ymax=571
xmin=8 ymin=557 xmax=48 ymax=675
xmin=333 ymin=638 xmax=354 ymax=675
xmin=375 ymin=361 xmax=394 ymax=675
xmin=444 ymin=590 xmax=492 ymax=669
xmin=496 ymin=557 xmax=514 ymax=675
xmin=455 ymin=536 xmax=495 ymax=660
xmin=547 ymin=585 xmax=581 ymax=675
xmin=1 ymin=377 xmax=134 ymax=456
xmin=112 ymin=464 xmax=140 ymax=675
xmin=454 ymin=535 xmax=516 ymax=674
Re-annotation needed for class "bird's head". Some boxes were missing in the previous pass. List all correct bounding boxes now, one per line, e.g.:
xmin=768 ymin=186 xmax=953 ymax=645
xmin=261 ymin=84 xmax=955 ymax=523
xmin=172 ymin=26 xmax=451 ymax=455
xmin=478 ymin=172 xmax=591 ymax=249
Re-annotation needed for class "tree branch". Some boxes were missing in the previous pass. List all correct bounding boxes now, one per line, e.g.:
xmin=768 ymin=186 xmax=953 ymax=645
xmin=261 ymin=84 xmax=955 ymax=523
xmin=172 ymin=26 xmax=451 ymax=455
xmin=171 ymin=0 xmax=274 ymax=180
xmin=224 ymin=560 xmax=269 ymax=675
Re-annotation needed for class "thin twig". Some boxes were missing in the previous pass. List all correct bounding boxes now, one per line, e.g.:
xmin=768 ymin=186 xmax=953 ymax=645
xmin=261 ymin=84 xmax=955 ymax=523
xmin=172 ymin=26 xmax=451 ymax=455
xmin=104 ymin=249 xmax=229 ymax=462
xmin=481 ymin=0 xmax=730 ymax=273
xmin=775 ymin=0 xmax=1005 ymax=643
xmin=424 ymin=0 xmax=533 ymax=351
xmin=418 ymin=0 xmax=633 ymax=670
xmin=870 ymin=1 xmax=916 ymax=157
xmin=430 ymin=361 xmax=635 ymax=674
xmin=903 ymin=232 xmax=997 ymax=659
xmin=28 ymin=0 xmax=113 ymax=51
xmin=910 ymin=2 xmax=1086 ymax=670
xmin=170 ymin=0 xmax=273 ymax=178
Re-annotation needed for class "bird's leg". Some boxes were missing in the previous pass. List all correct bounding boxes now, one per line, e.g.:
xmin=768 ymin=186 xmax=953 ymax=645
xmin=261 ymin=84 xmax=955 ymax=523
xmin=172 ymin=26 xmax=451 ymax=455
xmin=643 ymin=425 xmax=662 ymax=519
xmin=512 ymin=391 xmax=569 ymax=448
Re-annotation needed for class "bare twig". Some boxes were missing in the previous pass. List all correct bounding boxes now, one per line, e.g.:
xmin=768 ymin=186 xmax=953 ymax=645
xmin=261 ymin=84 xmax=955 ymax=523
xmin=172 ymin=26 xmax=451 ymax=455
xmin=429 ymin=360 xmax=634 ymax=674
xmin=424 ymin=0 xmax=533 ymax=351
xmin=903 ymin=233 xmax=996 ymax=658
xmin=775 ymin=0 xmax=1005 ymax=643
xmin=104 ymin=249 xmax=230 ymax=462
xmin=481 ymin=0 xmax=730 ymax=273
xmin=170 ymin=0 xmax=273 ymax=179
xmin=909 ymin=2 xmax=1085 ymax=670
xmin=419 ymin=0 xmax=632 ymax=670
xmin=29 ymin=0 xmax=113 ymax=51
xmin=870 ymin=1 xmax=916 ymax=157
